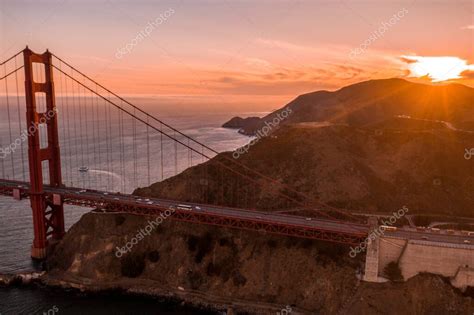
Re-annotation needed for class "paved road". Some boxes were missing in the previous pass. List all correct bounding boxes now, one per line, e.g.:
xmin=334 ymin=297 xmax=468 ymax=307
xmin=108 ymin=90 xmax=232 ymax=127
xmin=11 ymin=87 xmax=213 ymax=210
xmin=386 ymin=228 xmax=474 ymax=246
xmin=1 ymin=179 xmax=368 ymax=236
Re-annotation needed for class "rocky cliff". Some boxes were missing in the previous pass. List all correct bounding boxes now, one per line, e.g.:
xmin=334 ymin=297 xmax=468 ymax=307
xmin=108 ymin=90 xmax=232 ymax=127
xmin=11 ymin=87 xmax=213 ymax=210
xmin=47 ymin=212 xmax=474 ymax=314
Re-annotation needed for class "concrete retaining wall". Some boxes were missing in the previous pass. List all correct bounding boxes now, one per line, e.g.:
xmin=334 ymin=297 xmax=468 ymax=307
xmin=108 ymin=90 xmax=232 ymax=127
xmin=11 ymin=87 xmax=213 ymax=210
xmin=399 ymin=241 xmax=474 ymax=280
xmin=371 ymin=236 xmax=474 ymax=290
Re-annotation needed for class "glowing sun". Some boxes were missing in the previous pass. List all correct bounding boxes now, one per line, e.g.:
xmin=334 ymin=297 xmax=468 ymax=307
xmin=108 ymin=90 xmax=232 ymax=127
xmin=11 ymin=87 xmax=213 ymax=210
xmin=402 ymin=55 xmax=474 ymax=82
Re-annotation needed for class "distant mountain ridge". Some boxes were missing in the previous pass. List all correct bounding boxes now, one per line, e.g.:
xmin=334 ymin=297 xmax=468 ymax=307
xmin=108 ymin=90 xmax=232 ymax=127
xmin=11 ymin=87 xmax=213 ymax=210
xmin=223 ymin=78 xmax=474 ymax=135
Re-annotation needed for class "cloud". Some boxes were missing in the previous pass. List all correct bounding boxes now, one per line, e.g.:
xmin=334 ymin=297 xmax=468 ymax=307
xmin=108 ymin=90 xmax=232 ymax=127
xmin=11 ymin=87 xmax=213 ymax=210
xmin=461 ymin=25 xmax=474 ymax=30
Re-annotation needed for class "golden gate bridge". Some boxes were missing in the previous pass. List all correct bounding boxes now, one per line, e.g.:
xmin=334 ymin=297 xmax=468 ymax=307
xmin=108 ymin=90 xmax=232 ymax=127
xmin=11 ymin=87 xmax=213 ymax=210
xmin=0 ymin=47 xmax=369 ymax=259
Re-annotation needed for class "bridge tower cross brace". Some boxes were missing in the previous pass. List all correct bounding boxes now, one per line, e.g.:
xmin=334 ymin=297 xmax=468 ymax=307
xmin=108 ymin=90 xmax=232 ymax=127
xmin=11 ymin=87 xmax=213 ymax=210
xmin=23 ymin=47 xmax=65 ymax=260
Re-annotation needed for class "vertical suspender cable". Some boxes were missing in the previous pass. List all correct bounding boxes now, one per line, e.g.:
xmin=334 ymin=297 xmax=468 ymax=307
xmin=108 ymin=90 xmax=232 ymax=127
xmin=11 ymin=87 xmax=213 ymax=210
xmin=4 ymin=62 xmax=15 ymax=179
xmin=57 ymin=62 xmax=68 ymax=185
xmin=64 ymin=63 xmax=78 ymax=186
xmin=174 ymin=131 xmax=178 ymax=175
xmin=89 ymin=87 xmax=97 ymax=188
xmin=94 ymin=84 xmax=103 ymax=190
xmin=187 ymin=138 xmax=191 ymax=168
xmin=146 ymin=115 xmax=150 ymax=185
xmin=160 ymin=123 xmax=164 ymax=180
xmin=132 ymin=107 xmax=137 ymax=188
xmin=75 ymin=68 xmax=85 ymax=178
xmin=14 ymin=57 xmax=26 ymax=182
xmin=105 ymin=94 xmax=112 ymax=191
xmin=81 ymin=77 xmax=92 ymax=188
xmin=119 ymin=107 xmax=125 ymax=192
xmin=0 ymin=135 xmax=4 ymax=179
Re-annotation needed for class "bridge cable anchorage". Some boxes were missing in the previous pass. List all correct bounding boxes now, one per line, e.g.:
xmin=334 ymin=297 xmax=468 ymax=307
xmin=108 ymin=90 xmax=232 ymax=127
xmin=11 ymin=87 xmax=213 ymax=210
xmin=50 ymin=58 xmax=365 ymax=231
xmin=50 ymin=54 xmax=356 ymax=219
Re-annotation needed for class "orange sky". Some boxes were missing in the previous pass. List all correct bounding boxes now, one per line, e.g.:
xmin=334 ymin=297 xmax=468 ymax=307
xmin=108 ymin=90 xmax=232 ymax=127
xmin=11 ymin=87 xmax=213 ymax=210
xmin=1 ymin=0 xmax=473 ymax=111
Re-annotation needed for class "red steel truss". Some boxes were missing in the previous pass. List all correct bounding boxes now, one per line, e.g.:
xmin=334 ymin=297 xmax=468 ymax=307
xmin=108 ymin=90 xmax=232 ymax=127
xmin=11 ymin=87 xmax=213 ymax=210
xmin=0 ymin=180 xmax=368 ymax=246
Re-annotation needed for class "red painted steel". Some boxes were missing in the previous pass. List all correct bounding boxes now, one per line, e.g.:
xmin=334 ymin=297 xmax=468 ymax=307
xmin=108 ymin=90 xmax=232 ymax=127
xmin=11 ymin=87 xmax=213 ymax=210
xmin=24 ymin=48 xmax=65 ymax=259
xmin=0 ymin=180 xmax=368 ymax=246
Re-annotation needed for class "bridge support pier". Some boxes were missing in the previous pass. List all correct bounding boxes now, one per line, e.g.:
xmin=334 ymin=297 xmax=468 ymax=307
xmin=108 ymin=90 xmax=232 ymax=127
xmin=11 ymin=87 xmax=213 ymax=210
xmin=24 ymin=47 xmax=65 ymax=260
xmin=363 ymin=217 xmax=380 ymax=282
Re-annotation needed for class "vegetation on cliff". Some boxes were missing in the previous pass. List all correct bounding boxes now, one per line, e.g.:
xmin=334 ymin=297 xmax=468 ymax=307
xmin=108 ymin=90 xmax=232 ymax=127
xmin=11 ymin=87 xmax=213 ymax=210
xmin=47 ymin=213 xmax=474 ymax=314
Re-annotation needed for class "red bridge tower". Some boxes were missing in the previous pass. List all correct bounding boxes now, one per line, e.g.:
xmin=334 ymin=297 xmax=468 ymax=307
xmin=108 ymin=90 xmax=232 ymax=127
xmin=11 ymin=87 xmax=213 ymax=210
xmin=23 ymin=47 xmax=65 ymax=259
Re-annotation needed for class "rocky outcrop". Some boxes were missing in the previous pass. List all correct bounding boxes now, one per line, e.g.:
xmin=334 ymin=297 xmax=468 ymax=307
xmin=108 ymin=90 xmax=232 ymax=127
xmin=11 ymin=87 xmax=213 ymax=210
xmin=222 ymin=116 xmax=262 ymax=135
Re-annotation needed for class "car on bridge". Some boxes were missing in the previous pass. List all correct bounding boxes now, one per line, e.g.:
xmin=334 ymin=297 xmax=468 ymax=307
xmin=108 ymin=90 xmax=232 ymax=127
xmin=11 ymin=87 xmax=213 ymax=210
xmin=381 ymin=225 xmax=397 ymax=232
xmin=177 ymin=204 xmax=192 ymax=211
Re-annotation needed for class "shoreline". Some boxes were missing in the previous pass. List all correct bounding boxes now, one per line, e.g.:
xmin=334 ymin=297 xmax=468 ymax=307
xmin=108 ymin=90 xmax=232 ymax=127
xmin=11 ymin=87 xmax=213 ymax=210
xmin=0 ymin=271 xmax=308 ymax=315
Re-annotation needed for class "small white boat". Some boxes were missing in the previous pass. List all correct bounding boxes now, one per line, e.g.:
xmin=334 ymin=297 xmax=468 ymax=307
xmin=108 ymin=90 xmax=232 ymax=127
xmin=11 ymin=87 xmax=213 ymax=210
xmin=78 ymin=166 xmax=89 ymax=173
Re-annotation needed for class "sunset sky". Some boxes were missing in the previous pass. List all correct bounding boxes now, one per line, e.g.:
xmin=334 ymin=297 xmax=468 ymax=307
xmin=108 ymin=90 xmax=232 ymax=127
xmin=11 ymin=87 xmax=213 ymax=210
xmin=0 ymin=0 xmax=473 ymax=111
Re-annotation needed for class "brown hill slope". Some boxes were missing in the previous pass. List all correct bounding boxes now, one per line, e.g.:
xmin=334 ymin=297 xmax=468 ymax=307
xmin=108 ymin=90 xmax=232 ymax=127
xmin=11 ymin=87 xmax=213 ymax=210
xmin=46 ymin=212 xmax=474 ymax=314
xmin=135 ymin=122 xmax=474 ymax=217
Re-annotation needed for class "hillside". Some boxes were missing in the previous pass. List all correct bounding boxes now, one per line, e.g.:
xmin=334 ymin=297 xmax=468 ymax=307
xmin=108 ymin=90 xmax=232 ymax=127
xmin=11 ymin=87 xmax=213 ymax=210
xmin=46 ymin=212 xmax=474 ymax=314
xmin=135 ymin=121 xmax=474 ymax=217
xmin=223 ymin=78 xmax=474 ymax=136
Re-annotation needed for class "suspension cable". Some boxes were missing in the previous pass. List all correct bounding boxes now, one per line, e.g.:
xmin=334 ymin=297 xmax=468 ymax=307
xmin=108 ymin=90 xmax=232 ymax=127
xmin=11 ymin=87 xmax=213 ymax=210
xmin=0 ymin=50 xmax=23 ymax=66
xmin=51 ymin=53 xmax=358 ymax=220
xmin=52 ymin=63 xmax=359 ymax=223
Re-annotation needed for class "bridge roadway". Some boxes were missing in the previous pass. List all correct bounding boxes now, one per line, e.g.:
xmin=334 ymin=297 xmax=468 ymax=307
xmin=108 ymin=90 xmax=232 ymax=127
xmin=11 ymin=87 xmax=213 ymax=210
xmin=1 ymin=179 xmax=471 ymax=246
xmin=0 ymin=179 xmax=369 ymax=245
xmin=383 ymin=229 xmax=474 ymax=246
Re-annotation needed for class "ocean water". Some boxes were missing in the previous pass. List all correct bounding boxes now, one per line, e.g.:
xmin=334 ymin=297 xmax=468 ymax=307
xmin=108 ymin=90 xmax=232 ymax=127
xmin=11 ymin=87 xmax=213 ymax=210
xmin=0 ymin=108 xmax=255 ymax=314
